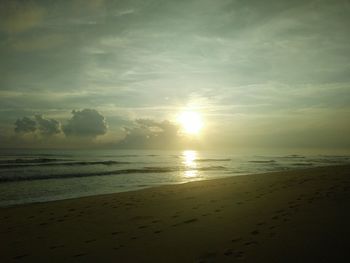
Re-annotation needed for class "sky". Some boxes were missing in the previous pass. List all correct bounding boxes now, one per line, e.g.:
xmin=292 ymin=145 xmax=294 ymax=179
xmin=1 ymin=0 xmax=350 ymax=152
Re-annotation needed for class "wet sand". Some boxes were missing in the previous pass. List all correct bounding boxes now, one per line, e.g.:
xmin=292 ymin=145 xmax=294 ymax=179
xmin=1 ymin=164 xmax=350 ymax=262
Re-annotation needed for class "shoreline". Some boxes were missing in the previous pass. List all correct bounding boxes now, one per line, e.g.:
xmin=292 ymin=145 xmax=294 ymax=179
xmin=1 ymin=164 xmax=350 ymax=262
xmin=1 ymin=163 xmax=348 ymax=208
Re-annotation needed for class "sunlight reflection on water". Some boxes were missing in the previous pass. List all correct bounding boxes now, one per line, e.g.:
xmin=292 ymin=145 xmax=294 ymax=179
xmin=182 ymin=150 xmax=198 ymax=178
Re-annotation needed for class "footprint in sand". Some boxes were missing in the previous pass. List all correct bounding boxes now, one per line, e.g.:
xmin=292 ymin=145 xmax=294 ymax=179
xmin=223 ymin=249 xmax=245 ymax=259
xmin=172 ymin=218 xmax=198 ymax=227
xmin=251 ymin=230 xmax=259 ymax=235
xmin=244 ymin=240 xmax=259 ymax=246
xmin=113 ymin=244 xmax=124 ymax=250
xmin=73 ymin=253 xmax=87 ymax=258
xmin=231 ymin=237 xmax=243 ymax=243
xmin=224 ymin=248 xmax=234 ymax=256
xmin=13 ymin=254 xmax=29 ymax=260
xmin=183 ymin=218 xmax=198 ymax=224
xmin=50 ymin=245 xmax=64 ymax=249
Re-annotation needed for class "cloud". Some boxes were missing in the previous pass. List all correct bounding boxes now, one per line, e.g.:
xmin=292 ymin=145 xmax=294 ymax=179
xmin=63 ymin=109 xmax=108 ymax=137
xmin=13 ymin=109 xmax=107 ymax=139
xmin=14 ymin=117 xmax=36 ymax=133
xmin=0 ymin=1 xmax=45 ymax=33
xmin=35 ymin=115 xmax=61 ymax=136
xmin=118 ymin=118 xmax=184 ymax=149
xmin=14 ymin=114 xmax=61 ymax=136
xmin=1 ymin=0 xmax=350 ymax=152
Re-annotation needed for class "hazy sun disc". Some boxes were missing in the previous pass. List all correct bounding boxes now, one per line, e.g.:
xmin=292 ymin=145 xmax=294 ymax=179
xmin=178 ymin=111 xmax=203 ymax=135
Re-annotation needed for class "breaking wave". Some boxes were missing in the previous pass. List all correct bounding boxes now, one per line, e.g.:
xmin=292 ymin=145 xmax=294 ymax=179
xmin=0 ymin=165 xmax=227 ymax=182
xmin=196 ymin=158 xmax=231 ymax=162
xmin=0 ymin=160 xmax=131 ymax=169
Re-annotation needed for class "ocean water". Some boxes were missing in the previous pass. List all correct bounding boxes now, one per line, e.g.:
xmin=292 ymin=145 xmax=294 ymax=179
xmin=0 ymin=149 xmax=349 ymax=207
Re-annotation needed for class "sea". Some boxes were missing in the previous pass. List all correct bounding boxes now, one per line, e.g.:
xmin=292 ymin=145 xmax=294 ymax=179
xmin=0 ymin=149 xmax=349 ymax=207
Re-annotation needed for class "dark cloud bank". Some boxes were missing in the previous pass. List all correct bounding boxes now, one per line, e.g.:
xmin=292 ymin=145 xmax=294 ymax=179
xmin=14 ymin=109 xmax=107 ymax=138
xmin=63 ymin=109 xmax=108 ymax=137
xmin=13 ymin=109 xmax=190 ymax=149
xmin=15 ymin=115 xmax=60 ymax=136
xmin=14 ymin=117 xmax=37 ymax=133
xmin=35 ymin=115 xmax=61 ymax=136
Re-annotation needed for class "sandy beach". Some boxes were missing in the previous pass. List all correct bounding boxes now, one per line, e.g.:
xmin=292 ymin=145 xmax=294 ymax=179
xmin=1 ymin=164 xmax=350 ymax=262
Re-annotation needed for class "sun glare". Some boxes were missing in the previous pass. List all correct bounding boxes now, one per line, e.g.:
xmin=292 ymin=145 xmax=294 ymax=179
xmin=183 ymin=150 xmax=198 ymax=178
xmin=178 ymin=111 xmax=203 ymax=135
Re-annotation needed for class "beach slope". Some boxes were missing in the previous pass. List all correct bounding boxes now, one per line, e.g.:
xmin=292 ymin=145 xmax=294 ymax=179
xmin=1 ymin=165 xmax=350 ymax=262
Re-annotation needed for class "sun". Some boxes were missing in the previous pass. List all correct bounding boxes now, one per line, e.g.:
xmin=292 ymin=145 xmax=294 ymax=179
xmin=178 ymin=111 xmax=203 ymax=135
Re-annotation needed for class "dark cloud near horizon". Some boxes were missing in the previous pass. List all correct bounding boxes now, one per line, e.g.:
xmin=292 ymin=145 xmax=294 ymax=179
xmin=14 ymin=115 xmax=61 ymax=136
xmin=14 ymin=117 xmax=37 ymax=133
xmin=118 ymin=119 xmax=181 ymax=149
xmin=14 ymin=109 xmax=108 ymax=138
xmin=35 ymin=115 xmax=61 ymax=135
xmin=63 ymin=109 xmax=108 ymax=137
